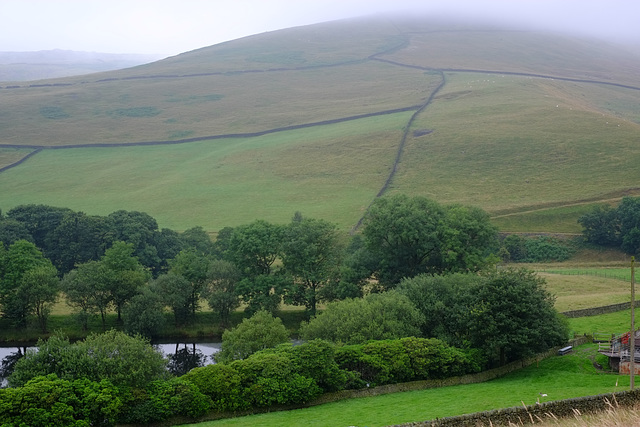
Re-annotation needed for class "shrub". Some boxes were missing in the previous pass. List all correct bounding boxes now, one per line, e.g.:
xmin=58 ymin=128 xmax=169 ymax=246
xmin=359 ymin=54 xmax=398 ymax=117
xmin=0 ymin=374 xmax=122 ymax=427
xmin=215 ymin=310 xmax=289 ymax=363
xmin=120 ymin=378 xmax=211 ymax=424
xmin=334 ymin=338 xmax=482 ymax=387
xmin=182 ymin=364 xmax=247 ymax=412
xmin=230 ymin=352 xmax=322 ymax=407
xmin=265 ymin=340 xmax=347 ymax=392
xmin=9 ymin=330 xmax=168 ymax=388
xmin=299 ymin=291 xmax=424 ymax=344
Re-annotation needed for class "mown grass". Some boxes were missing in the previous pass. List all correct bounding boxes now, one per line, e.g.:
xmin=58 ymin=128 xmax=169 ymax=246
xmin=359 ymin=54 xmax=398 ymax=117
xmin=189 ymin=344 xmax=627 ymax=427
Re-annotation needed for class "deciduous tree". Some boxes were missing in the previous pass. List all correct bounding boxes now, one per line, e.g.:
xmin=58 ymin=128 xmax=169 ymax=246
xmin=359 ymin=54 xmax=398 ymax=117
xmin=215 ymin=310 xmax=289 ymax=363
xmin=281 ymin=217 xmax=343 ymax=316
xmin=205 ymin=259 xmax=241 ymax=327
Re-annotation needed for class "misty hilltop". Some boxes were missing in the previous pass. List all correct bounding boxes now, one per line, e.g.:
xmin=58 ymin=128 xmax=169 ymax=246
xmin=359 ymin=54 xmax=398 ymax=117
xmin=0 ymin=15 xmax=639 ymax=233
xmin=0 ymin=50 xmax=165 ymax=81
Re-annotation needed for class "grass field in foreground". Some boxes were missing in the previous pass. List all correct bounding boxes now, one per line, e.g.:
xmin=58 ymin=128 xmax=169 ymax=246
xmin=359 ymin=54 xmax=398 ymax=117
xmin=190 ymin=345 xmax=624 ymax=427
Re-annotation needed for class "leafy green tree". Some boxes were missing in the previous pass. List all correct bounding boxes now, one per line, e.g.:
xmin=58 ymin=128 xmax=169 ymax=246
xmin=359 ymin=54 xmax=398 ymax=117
xmin=396 ymin=273 xmax=478 ymax=344
xmin=9 ymin=330 xmax=168 ymax=388
xmin=281 ymin=217 xmax=344 ymax=316
xmin=169 ymin=248 xmax=211 ymax=319
xmin=102 ymin=241 xmax=149 ymax=322
xmin=205 ymin=259 xmax=241 ymax=327
xmin=150 ymin=273 xmax=192 ymax=326
xmin=0 ymin=240 xmax=57 ymax=328
xmin=215 ymin=310 xmax=289 ymax=363
xmin=106 ymin=210 xmax=162 ymax=274
xmin=123 ymin=287 xmax=166 ymax=338
xmin=19 ymin=264 xmax=59 ymax=332
xmin=578 ymin=204 xmax=621 ymax=247
xmin=363 ymin=195 xmax=497 ymax=288
xmin=181 ymin=226 xmax=215 ymax=255
xmin=62 ymin=261 xmax=113 ymax=330
xmin=45 ymin=210 xmax=111 ymax=274
xmin=0 ymin=218 xmax=33 ymax=248
xmin=466 ymin=269 xmax=568 ymax=366
xmin=337 ymin=234 xmax=377 ymax=299
xmin=439 ymin=204 xmax=498 ymax=271
xmin=212 ymin=226 xmax=234 ymax=259
xmin=227 ymin=220 xmax=284 ymax=276
xmin=236 ymin=274 xmax=283 ymax=314
xmin=299 ymin=291 xmax=424 ymax=344
xmin=617 ymin=197 xmax=640 ymax=254
xmin=226 ymin=220 xmax=285 ymax=312
xmin=6 ymin=204 xmax=72 ymax=251
xmin=153 ymin=227 xmax=185 ymax=274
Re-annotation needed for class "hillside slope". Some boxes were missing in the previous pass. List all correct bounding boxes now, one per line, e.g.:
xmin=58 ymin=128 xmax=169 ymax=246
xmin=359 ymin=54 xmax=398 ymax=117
xmin=1 ymin=16 xmax=639 ymax=232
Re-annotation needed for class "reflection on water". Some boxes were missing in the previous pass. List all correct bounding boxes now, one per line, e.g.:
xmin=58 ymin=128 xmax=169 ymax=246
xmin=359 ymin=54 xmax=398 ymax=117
xmin=0 ymin=346 xmax=29 ymax=387
xmin=155 ymin=342 xmax=221 ymax=376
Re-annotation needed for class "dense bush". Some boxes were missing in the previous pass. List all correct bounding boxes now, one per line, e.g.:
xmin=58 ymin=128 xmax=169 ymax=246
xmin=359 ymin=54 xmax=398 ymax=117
xmin=9 ymin=330 xmax=168 ymax=388
xmin=215 ymin=310 xmax=289 ymax=363
xmin=334 ymin=337 xmax=481 ymax=387
xmin=299 ymin=291 xmax=424 ymax=344
xmin=230 ymin=352 xmax=322 ymax=407
xmin=499 ymin=234 xmax=572 ymax=263
xmin=118 ymin=377 xmax=211 ymax=424
xmin=182 ymin=364 xmax=247 ymax=412
xmin=0 ymin=374 xmax=122 ymax=427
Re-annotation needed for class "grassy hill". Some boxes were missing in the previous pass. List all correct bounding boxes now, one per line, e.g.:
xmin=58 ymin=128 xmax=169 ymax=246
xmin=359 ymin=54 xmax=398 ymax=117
xmin=1 ymin=15 xmax=639 ymax=233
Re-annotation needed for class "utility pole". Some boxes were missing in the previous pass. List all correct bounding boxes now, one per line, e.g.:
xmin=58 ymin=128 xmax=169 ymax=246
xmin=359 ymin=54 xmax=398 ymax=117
xmin=631 ymin=256 xmax=636 ymax=390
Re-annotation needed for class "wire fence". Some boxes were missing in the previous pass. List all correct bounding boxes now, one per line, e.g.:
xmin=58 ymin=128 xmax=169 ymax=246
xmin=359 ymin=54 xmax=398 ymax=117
xmin=537 ymin=269 xmax=633 ymax=282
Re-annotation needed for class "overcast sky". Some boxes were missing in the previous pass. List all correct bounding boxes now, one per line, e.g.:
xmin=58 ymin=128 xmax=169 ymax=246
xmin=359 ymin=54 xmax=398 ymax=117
xmin=1 ymin=0 xmax=638 ymax=56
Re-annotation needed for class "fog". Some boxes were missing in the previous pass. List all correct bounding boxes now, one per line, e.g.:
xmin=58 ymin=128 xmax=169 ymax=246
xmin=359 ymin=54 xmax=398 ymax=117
xmin=0 ymin=0 xmax=637 ymax=55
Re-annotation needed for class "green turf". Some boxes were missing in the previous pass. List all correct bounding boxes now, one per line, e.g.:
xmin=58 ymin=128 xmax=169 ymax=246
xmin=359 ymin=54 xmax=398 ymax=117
xmin=189 ymin=344 xmax=627 ymax=427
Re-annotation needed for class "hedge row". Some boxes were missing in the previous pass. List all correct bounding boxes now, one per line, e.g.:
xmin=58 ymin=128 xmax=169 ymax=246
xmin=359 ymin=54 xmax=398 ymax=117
xmin=182 ymin=337 xmax=481 ymax=415
xmin=0 ymin=338 xmax=482 ymax=425
xmin=0 ymin=374 xmax=210 ymax=426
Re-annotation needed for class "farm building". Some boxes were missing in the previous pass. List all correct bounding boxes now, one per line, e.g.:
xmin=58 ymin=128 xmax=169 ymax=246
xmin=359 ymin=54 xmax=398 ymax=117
xmin=598 ymin=330 xmax=640 ymax=374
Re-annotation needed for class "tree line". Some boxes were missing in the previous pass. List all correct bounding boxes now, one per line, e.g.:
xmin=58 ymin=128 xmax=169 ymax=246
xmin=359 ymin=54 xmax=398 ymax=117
xmin=0 ymin=195 xmax=499 ymax=334
xmin=579 ymin=196 xmax=640 ymax=255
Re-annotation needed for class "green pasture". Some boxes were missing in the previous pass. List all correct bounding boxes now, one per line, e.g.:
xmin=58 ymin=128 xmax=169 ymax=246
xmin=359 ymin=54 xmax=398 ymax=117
xmin=2 ymin=18 xmax=640 ymax=235
xmin=191 ymin=345 xmax=625 ymax=427
xmin=395 ymin=73 xmax=640 ymax=216
xmin=540 ymin=272 xmax=630 ymax=312
xmin=568 ymin=309 xmax=634 ymax=336
xmin=490 ymin=203 xmax=603 ymax=233
xmin=0 ymin=113 xmax=407 ymax=231
xmin=0 ymin=61 xmax=435 ymax=146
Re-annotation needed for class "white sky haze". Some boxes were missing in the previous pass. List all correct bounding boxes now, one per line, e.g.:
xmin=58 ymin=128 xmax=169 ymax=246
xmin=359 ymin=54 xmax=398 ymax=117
xmin=1 ymin=0 xmax=638 ymax=55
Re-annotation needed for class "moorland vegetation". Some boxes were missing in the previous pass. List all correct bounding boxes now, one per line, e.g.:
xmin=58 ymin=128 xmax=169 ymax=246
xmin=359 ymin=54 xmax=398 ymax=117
xmin=1 ymin=17 xmax=639 ymax=232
